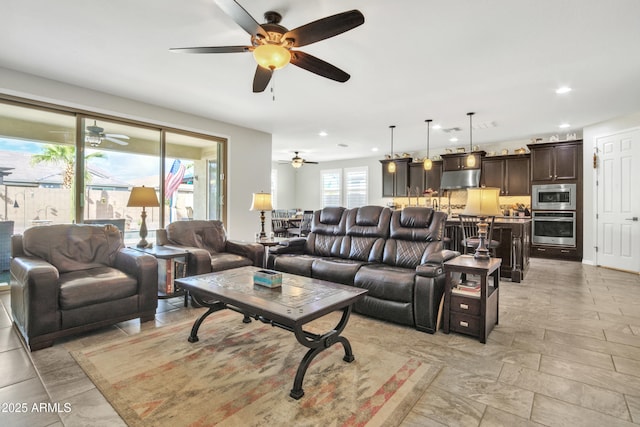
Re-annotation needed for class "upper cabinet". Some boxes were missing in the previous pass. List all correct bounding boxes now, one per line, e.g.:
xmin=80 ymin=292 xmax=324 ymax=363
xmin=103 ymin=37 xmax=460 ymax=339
xmin=380 ymin=158 xmax=412 ymax=197
xmin=527 ymin=141 xmax=582 ymax=183
xmin=441 ymin=152 xmax=484 ymax=171
xmin=408 ymin=160 xmax=443 ymax=194
xmin=481 ymin=154 xmax=530 ymax=196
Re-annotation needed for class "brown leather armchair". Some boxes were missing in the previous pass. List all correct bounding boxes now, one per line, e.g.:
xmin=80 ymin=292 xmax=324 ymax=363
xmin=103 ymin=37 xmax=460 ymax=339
xmin=10 ymin=224 xmax=158 ymax=351
xmin=155 ymin=220 xmax=265 ymax=274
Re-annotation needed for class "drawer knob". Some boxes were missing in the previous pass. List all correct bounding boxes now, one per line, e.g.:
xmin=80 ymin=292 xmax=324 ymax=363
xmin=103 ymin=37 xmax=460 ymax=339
xmin=459 ymin=320 xmax=469 ymax=327
xmin=460 ymin=303 xmax=469 ymax=310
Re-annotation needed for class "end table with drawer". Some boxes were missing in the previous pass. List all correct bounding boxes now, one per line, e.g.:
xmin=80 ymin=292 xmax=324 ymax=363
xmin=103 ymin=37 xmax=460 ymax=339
xmin=443 ymin=255 xmax=501 ymax=343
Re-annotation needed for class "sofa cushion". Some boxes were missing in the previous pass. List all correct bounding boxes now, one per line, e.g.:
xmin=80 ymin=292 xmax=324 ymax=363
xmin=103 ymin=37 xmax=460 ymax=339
xmin=59 ymin=266 xmax=138 ymax=310
xmin=273 ymin=254 xmax=319 ymax=277
xmin=166 ymin=220 xmax=227 ymax=253
xmin=22 ymin=224 xmax=123 ymax=273
xmin=311 ymin=258 xmax=367 ymax=285
xmin=354 ymin=264 xmax=415 ymax=303
xmin=304 ymin=233 xmax=343 ymax=257
xmin=210 ymin=253 xmax=253 ymax=272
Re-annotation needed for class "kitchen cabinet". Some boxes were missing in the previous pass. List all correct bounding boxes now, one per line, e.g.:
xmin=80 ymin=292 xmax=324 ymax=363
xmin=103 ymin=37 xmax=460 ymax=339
xmin=527 ymin=141 xmax=581 ymax=183
xmin=481 ymin=154 xmax=530 ymax=196
xmin=380 ymin=158 xmax=412 ymax=197
xmin=441 ymin=152 xmax=484 ymax=171
xmin=408 ymin=160 xmax=443 ymax=193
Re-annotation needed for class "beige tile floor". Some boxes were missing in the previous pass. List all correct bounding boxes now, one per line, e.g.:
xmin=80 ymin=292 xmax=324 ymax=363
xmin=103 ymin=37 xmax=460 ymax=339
xmin=0 ymin=258 xmax=639 ymax=426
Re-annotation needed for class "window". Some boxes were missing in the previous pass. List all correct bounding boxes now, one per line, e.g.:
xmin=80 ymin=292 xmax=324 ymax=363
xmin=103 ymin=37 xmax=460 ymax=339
xmin=345 ymin=167 xmax=368 ymax=208
xmin=321 ymin=166 xmax=369 ymax=208
xmin=320 ymin=169 xmax=342 ymax=207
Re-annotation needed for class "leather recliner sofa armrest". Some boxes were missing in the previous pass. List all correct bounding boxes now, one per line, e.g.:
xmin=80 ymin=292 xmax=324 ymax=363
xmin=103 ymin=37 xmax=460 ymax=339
xmin=415 ymin=250 xmax=460 ymax=278
xmin=115 ymin=248 xmax=159 ymax=313
xmin=269 ymin=238 xmax=306 ymax=255
xmin=11 ymin=256 xmax=61 ymax=338
xmin=226 ymin=240 xmax=265 ymax=267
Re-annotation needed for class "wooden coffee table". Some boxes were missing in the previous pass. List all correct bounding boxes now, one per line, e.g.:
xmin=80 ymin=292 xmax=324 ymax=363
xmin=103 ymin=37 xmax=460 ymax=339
xmin=174 ymin=266 xmax=368 ymax=399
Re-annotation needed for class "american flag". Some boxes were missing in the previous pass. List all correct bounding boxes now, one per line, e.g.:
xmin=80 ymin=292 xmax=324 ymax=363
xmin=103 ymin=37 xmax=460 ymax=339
xmin=164 ymin=159 xmax=186 ymax=199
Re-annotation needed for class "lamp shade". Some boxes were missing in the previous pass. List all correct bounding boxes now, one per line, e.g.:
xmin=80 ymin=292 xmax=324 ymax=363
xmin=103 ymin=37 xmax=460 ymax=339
xmin=463 ymin=187 xmax=502 ymax=216
xmin=126 ymin=186 xmax=160 ymax=208
xmin=250 ymin=192 xmax=273 ymax=211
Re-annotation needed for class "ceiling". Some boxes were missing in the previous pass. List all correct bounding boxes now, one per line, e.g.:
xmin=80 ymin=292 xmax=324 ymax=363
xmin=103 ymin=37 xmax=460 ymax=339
xmin=2 ymin=0 xmax=640 ymax=164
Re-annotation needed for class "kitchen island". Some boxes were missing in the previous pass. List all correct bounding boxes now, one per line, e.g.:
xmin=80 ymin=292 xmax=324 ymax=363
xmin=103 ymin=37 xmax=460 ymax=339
xmin=445 ymin=217 xmax=531 ymax=282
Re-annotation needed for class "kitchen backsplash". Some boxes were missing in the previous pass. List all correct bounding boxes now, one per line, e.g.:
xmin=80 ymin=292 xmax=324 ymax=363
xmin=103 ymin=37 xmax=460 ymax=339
xmin=392 ymin=190 xmax=531 ymax=216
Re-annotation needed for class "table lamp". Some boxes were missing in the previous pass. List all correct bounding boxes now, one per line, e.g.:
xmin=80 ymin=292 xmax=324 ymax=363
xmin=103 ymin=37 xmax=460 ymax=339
xmin=250 ymin=192 xmax=273 ymax=240
xmin=463 ymin=187 xmax=501 ymax=260
xmin=127 ymin=186 xmax=160 ymax=247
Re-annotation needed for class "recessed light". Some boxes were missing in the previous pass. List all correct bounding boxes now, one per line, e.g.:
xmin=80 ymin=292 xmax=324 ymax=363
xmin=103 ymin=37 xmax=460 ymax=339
xmin=556 ymin=86 xmax=572 ymax=94
xmin=432 ymin=124 xmax=442 ymax=130
xmin=371 ymin=147 xmax=379 ymax=152
xmin=559 ymin=123 xmax=571 ymax=128
xmin=449 ymin=137 xmax=458 ymax=142
xmin=318 ymin=131 xmax=328 ymax=137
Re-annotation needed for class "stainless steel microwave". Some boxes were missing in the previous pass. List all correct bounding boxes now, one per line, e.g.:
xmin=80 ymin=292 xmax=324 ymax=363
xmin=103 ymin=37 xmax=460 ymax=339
xmin=532 ymin=183 xmax=577 ymax=210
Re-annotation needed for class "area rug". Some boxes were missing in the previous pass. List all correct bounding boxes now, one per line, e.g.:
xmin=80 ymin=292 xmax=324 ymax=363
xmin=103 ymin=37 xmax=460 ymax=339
xmin=71 ymin=311 xmax=439 ymax=427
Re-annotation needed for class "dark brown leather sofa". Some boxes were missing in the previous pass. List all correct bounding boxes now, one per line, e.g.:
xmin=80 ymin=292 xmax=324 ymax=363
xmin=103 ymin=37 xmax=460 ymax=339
xmin=155 ymin=220 xmax=264 ymax=274
xmin=10 ymin=224 xmax=158 ymax=351
xmin=267 ymin=206 xmax=458 ymax=333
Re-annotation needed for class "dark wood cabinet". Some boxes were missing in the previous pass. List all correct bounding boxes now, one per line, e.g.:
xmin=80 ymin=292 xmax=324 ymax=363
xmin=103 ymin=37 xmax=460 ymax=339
xmin=527 ymin=141 xmax=580 ymax=183
xmin=481 ymin=154 xmax=530 ymax=196
xmin=380 ymin=158 xmax=412 ymax=197
xmin=408 ymin=160 xmax=443 ymax=193
xmin=441 ymin=152 xmax=484 ymax=171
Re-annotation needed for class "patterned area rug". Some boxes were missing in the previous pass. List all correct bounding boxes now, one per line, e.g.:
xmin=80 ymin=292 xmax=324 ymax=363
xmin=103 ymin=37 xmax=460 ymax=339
xmin=72 ymin=311 xmax=439 ymax=427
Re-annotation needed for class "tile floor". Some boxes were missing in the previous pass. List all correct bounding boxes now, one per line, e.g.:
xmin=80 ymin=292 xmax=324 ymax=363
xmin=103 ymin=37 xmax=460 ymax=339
xmin=0 ymin=258 xmax=639 ymax=426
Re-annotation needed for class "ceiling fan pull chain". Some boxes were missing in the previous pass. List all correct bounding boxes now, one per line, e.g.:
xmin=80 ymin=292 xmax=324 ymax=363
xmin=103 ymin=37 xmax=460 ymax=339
xmin=271 ymin=76 xmax=276 ymax=101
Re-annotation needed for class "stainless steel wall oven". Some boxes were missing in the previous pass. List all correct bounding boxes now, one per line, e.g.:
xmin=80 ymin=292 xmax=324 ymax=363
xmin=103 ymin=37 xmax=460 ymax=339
xmin=532 ymin=211 xmax=577 ymax=247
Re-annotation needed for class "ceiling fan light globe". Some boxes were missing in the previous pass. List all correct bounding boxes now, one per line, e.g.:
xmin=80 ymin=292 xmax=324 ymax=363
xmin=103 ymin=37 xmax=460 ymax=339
xmin=85 ymin=134 xmax=102 ymax=146
xmin=253 ymin=44 xmax=291 ymax=70
xmin=292 ymin=160 xmax=303 ymax=168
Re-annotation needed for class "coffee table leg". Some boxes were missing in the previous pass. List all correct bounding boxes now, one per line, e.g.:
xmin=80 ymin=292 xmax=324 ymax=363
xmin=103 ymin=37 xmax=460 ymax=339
xmin=289 ymin=305 xmax=354 ymax=400
xmin=187 ymin=294 xmax=226 ymax=343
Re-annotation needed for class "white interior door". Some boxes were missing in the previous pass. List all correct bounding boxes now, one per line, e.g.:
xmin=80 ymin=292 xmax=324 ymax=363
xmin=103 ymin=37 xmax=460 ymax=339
xmin=596 ymin=128 xmax=640 ymax=272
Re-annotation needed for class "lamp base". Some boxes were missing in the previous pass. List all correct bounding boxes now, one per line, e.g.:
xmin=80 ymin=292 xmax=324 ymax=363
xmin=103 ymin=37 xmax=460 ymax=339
xmin=136 ymin=239 xmax=150 ymax=248
xmin=473 ymin=248 xmax=491 ymax=260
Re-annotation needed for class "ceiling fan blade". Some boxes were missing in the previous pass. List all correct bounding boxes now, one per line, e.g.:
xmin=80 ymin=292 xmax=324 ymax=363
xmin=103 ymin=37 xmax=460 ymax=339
xmin=213 ymin=0 xmax=268 ymax=39
xmin=304 ymin=161 xmax=319 ymax=164
xmin=282 ymin=10 xmax=364 ymax=47
xmin=170 ymin=46 xmax=251 ymax=54
xmin=253 ymin=66 xmax=272 ymax=92
xmin=105 ymin=134 xmax=129 ymax=140
xmin=290 ymin=51 xmax=350 ymax=82
xmin=104 ymin=136 xmax=129 ymax=146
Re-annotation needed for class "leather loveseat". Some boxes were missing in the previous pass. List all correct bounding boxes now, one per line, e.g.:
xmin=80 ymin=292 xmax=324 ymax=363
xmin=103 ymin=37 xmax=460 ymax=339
xmin=155 ymin=220 xmax=264 ymax=275
xmin=267 ymin=206 xmax=458 ymax=333
xmin=10 ymin=224 xmax=158 ymax=351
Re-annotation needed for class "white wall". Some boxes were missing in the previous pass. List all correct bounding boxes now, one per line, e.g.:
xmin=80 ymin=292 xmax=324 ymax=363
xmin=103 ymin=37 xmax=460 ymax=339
xmin=582 ymin=111 xmax=640 ymax=265
xmin=0 ymin=67 xmax=272 ymax=242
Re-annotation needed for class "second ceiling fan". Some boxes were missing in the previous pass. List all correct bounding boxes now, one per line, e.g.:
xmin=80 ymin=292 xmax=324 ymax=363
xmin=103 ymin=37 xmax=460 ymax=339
xmin=170 ymin=0 xmax=364 ymax=92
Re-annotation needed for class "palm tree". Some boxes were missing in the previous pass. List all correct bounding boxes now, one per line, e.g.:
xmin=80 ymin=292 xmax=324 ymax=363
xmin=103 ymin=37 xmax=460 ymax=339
xmin=31 ymin=145 xmax=105 ymax=188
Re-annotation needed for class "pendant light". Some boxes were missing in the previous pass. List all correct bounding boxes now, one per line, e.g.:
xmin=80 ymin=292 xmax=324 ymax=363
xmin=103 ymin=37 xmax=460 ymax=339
xmin=465 ymin=112 xmax=476 ymax=168
xmin=388 ymin=125 xmax=396 ymax=173
xmin=423 ymin=119 xmax=433 ymax=171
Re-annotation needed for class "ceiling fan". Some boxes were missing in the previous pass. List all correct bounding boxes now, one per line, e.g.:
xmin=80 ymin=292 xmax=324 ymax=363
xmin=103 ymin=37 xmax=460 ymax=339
xmin=170 ymin=0 xmax=365 ymax=92
xmin=85 ymin=121 xmax=130 ymax=147
xmin=281 ymin=151 xmax=318 ymax=168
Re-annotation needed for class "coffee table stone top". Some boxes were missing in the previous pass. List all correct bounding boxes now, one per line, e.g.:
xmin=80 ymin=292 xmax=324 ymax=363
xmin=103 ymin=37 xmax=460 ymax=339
xmin=176 ymin=266 xmax=367 ymax=323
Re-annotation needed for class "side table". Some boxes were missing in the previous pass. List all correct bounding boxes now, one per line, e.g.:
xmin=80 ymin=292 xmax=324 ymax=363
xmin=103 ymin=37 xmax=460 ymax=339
xmin=132 ymin=245 xmax=190 ymax=307
xmin=443 ymin=255 xmax=501 ymax=343
xmin=255 ymin=238 xmax=290 ymax=267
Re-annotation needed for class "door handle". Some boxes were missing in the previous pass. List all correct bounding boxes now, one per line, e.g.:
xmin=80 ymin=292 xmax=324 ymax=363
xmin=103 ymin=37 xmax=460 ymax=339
xmin=625 ymin=217 xmax=639 ymax=221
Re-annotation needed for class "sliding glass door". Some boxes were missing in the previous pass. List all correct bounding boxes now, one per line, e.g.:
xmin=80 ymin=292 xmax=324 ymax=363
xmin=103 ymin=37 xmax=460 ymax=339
xmin=81 ymin=116 xmax=161 ymax=245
